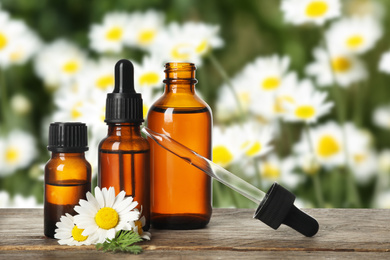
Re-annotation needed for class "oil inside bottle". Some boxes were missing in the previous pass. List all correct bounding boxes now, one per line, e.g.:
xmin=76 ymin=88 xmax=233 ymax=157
xmin=44 ymin=179 xmax=90 ymax=238
xmin=148 ymin=106 xmax=212 ymax=229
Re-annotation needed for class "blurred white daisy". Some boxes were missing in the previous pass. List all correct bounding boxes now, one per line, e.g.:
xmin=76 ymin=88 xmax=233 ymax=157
xmin=0 ymin=11 xmax=40 ymax=68
xmin=134 ymin=55 xmax=164 ymax=90
xmin=378 ymin=150 xmax=390 ymax=173
xmin=373 ymin=104 xmax=390 ymax=130
xmin=141 ymin=87 xmax=159 ymax=119
xmin=373 ymin=191 xmax=390 ymax=208
xmin=294 ymin=121 xmax=344 ymax=168
xmin=12 ymin=194 xmax=42 ymax=208
xmin=348 ymin=149 xmax=377 ymax=185
xmin=297 ymin=154 xmax=321 ymax=175
xmin=281 ymin=0 xmax=341 ymax=26
xmin=74 ymin=187 xmax=140 ymax=243
xmin=0 ymin=130 xmax=37 ymax=176
xmin=283 ymin=79 xmax=333 ymax=123
xmin=125 ymin=10 xmax=165 ymax=50
xmin=34 ymin=39 xmax=87 ymax=87
xmin=89 ymin=12 xmax=131 ymax=53
xmin=306 ymin=47 xmax=367 ymax=87
xmin=241 ymin=55 xmax=291 ymax=94
xmin=325 ymin=16 xmax=382 ymax=54
xmin=212 ymin=125 xmax=242 ymax=167
xmin=379 ymin=51 xmax=390 ymax=74
xmin=256 ymin=154 xmax=300 ymax=190
xmin=55 ymin=213 xmax=95 ymax=246
xmin=239 ymin=121 xmax=273 ymax=158
xmin=150 ymin=22 xmax=223 ymax=65
xmin=0 ymin=190 xmax=11 ymax=208
xmin=10 ymin=94 xmax=32 ymax=116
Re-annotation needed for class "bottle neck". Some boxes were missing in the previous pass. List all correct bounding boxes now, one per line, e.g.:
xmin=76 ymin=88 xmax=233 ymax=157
xmin=51 ymin=152 xmax=85 ymax=159
xmin=107 ymin=123 xmax=141 ymax=137
xmin=163 ymin=62 xmax=197 ymax=95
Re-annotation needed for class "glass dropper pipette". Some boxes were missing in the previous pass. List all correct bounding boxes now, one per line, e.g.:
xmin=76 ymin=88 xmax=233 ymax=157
xmin=142 ymin=127 xmax=319 ymax=237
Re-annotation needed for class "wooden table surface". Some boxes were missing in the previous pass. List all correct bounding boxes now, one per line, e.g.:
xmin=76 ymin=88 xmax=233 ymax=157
xmin=0 ymin=208 xmax=389 ymax=259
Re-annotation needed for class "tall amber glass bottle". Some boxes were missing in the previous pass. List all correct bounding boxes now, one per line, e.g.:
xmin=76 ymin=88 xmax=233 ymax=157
xmin=44 ymin=122 xmax=91 ymax=238
xmin=98 ymin=59 xmax=150 ymax=230
xmin=147 ymin=62 xmax=212 ymax=229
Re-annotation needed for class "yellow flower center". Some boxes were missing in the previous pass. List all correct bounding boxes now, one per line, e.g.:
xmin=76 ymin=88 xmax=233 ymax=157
xmin=71 ymin=225 xmax=88 ymax=242
xmin=106 ymin=26 xmax=123 ymax=41
xmin=171 ymin=43 xmax=191 ymax=60
xmin=242 ymin=141 xmax=262 ymax=157
xmin=137 ymin=29 xmax=156 ymax=45
xmin=196 ymin=40 xmax=209 ymax=54
xmin=331 ymin=57 xmax=351 ymax=72
xmin=96 ymin=75 xmax=114 ymax=90
xmin=5 ymin=147 xmax=19 ymax=163
xmin=135 ymin=220 xmax=143 ymax=236
xmin=10 ymin=50 xmax=23 ymax=62
xmin=305 ymin=1 xmax=329 ymax=18
xmin=346 ymin=35 xmax=364 ymax=49
xmin=143 ymin=104 xmax=149 ymax=118
xmin=238 ymin=92 xmax=250 ymax=104
xmin=0 ymin=32 xmax=7 ymax=50
xmin=62 ymin=60 xmax=80 ymax=74
xmin=139 ymin=72 xmax=160 ymax=86
xmin=353 ymin=153 xmax=366 ymax=164
xmin=317 ymin=135 xmax=340 ymax=158
xmin=274 ymin=96 xmax=295 ymax=113
xmin=262 ymin=77 xmax=280 ymax=90
xmin=95 ymin=207 xmax=119 ymax=230
xmin=262 ymin=163 xmax=280 ymax=179
xmin=213 ymin=145 xmax=234 ymax=166
xmin=295 ymin=105 xmax=316 ymax=119
xmin=71 ymin=102 xmax=83 ymax=119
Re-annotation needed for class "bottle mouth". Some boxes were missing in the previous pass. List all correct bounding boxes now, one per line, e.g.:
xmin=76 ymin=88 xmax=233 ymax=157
xmin=164 ymin=62 xmax=197 ymax=84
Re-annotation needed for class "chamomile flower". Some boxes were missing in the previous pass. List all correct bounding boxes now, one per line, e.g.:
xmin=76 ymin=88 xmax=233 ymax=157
xmin=373 ymin=105 xmax=390 ymax=130
xmin=6 ymin=28 xmax=41 ymax=66
xmin=294 ymin=121 xmax=344 ymax=168
xmin=344 ymin=0 xmax=385 ymax=21
xmin=379 ymin=51 xmax=390 ymax=74
xmin=134 ymin=55 xmax=164 ymax=90
xmin=89 ymin=12 xmax=131 ymax=53
xmin=151 ymin=22 xmax=223 ymax=65
xmin=378 ymin=150 xmax=390 ymax=173
xmin=212 ymin=125 xmax=242 ymax=167
xmin=0 ymin=130 xmax=37 ymax=176
xmin=74 ymin=187 xmax=140 ymax=243
xmin=128 ymin=207 xmax=151 ymax=240
xmin=125 ymin=10 xmax=165 ymax=50
xmin=283 ymin=79 xmax=333 ymax=123
xmin=280 ymin=0 xmax=341 ymax=26
xmin=10 ymin=94 xmax=32 ymax=116
xmin=55 ymin=213 xmax=95 ymax=246
xmin=325 ymin=16 xmax=383 ymax=54
xmin=256 ymin=154 xmax=300 ymax=189
xmin=306 ymin=47 xmax=367 ymax=87
xmin=241 ymin=55 xmax=291 ymax=94
xmin=239 ymin=122 xmax=273 ymax=158
xmin=348 ymin=149 xmax=377 ymax=184
xmin=34 ymin=39 xmax=87 ymax=87
xmin=373 ymin=191 xmax=390 ymax=208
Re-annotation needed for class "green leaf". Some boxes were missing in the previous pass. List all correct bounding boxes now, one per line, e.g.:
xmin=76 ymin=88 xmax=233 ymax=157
xmin=95 ymin=230 xmax=143 ymax=254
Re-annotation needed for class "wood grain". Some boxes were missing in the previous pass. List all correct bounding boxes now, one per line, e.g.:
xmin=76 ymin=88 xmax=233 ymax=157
xmin=1 ymin=208 xmax=390 ymax=259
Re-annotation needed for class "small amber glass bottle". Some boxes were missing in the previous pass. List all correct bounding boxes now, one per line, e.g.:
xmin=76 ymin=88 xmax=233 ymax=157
xmin=44 ymin=122 xmax=91 ymax=238
xmin=98 ymin=59 xmax=150 ymax=230
xmin=147 ymin=62 xmax=212 ymax=229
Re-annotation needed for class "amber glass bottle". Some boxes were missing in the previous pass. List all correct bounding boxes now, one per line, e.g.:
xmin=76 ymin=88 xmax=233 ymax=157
xmin=98 ymin=59 xmax=150 ymax=230
xmin=44 ymin=122 xmax=91 ymax=238
xmin=147 ymin=62 xmax=212 ymax=229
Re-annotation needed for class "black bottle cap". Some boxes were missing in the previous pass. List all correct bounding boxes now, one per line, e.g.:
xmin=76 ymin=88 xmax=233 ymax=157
xmin=47 ymin=122 xmax=88 ymax=153
xmin=105 ymin=59 xmax=144 ymax=124
xmin=254 ymin=183 xmax=319 ymax=237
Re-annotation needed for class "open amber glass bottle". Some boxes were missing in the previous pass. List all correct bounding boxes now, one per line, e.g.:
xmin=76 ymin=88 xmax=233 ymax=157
xmin=147 ymin=62 xmax=212 ymax=229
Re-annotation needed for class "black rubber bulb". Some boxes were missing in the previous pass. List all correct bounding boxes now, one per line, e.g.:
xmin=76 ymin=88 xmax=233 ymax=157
xmin=114 ymin=59 xmax=135 ymax=94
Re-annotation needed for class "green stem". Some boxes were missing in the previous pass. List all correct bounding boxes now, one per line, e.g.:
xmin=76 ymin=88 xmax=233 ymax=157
xmin=320 ymin=29 xmax=361 ymax=208
xmin=304 ymin=123 xmax=324 ymax=207
xmin=353 ymin=81 xmax=365 ymax=127
xmin=0 ymin=69 xmax=9 ymax=133
xmin=208 ymin=53 xmax=246 ymax=121
xmin=253 ymin=157 xmax=262 ymax=188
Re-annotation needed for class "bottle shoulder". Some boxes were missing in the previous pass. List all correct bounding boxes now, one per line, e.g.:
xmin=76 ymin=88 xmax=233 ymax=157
xmin=99 ymin=135 xmax=150 ymax=152
xmin=149 ymin=92 xmax=211 ymax=112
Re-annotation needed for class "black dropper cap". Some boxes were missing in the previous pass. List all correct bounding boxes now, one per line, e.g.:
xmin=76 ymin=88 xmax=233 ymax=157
xmin=105 ymin=59 xmax=144 ymax=124
xmin=254 ymin=183 xmax=319 ymax=237
xmin=47 ymin=122 xmax=88 ymax=153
